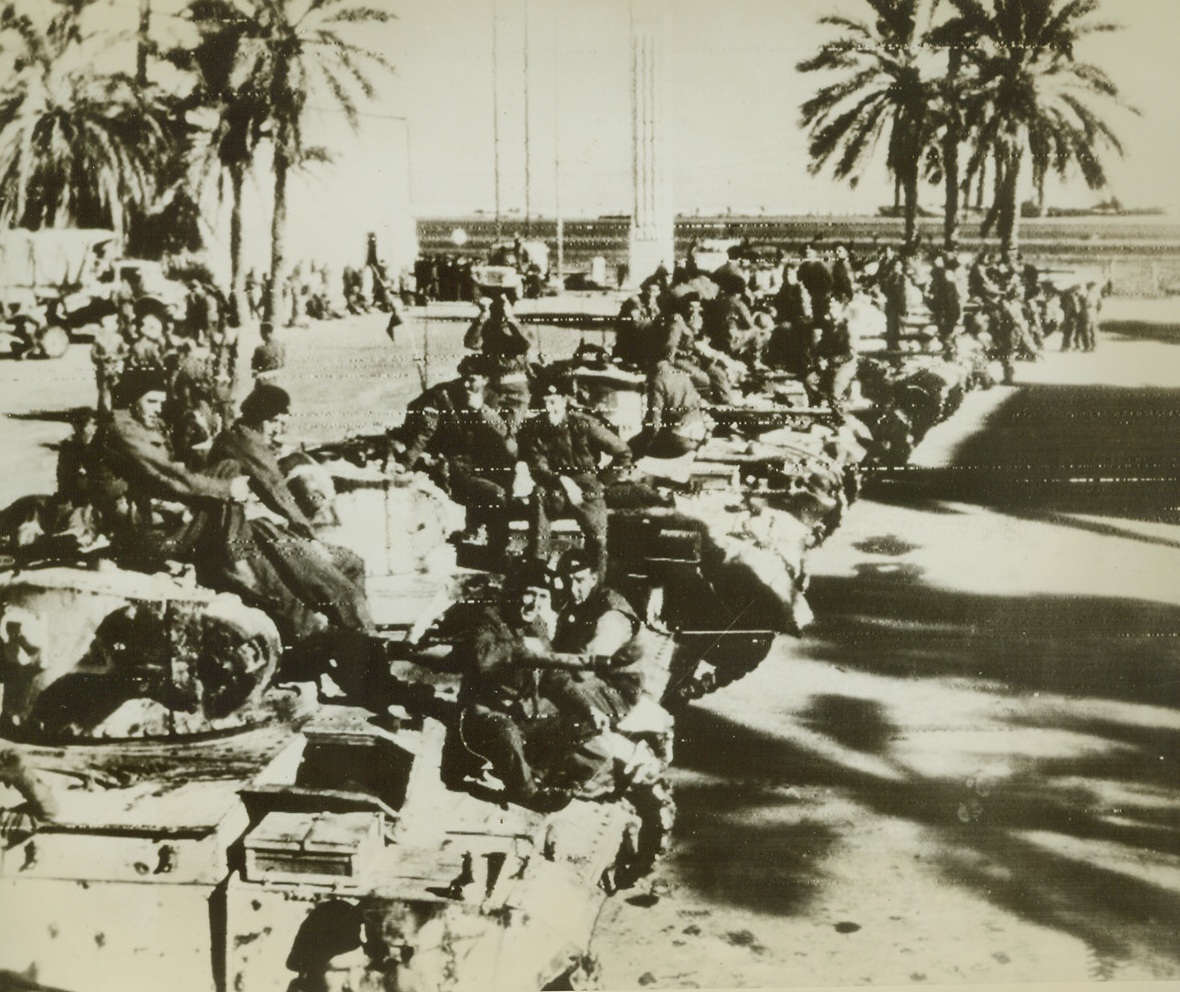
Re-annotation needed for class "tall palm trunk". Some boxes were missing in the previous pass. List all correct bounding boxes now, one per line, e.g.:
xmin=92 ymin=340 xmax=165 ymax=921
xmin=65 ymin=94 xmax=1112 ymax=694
xmin=137 ymin=0 xmax=151 ymax=86
xmin=942 ymin=50 xmax=962 ymax=251
xmin=228 ymin=162 xmax=246 ymax=326
xmin=267 ymin=147 xmax=288 ymax=325
xmin=943 ymin=134 xmax=960 ymax=250
xmin=902 ymin=167 xmax=920 ymax=251
xmin=997 ymin=144 xmax=1022 ymax=255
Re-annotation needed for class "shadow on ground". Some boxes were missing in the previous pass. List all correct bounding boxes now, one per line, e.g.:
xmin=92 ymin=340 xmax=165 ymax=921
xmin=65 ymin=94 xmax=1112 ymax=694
xmin=664 ymin=373 xmax=1180 ymax=970
xmin=672 ymin=700 xmax=1180 ymax=974
xmin=866 ymin=382 xmax=1180 ymax=523
xmin=1103 ymin=320 xmax=1180 ymax=346
xmin=803 ymin=564 xmax=1180 ymax=707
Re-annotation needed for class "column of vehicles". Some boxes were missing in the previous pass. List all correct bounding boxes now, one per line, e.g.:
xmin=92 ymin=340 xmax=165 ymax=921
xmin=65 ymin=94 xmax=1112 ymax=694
xmin=0 ymin=235 xmax=1067 ymax=991
xmin=0 ymin=229 xmax=187 ymax=359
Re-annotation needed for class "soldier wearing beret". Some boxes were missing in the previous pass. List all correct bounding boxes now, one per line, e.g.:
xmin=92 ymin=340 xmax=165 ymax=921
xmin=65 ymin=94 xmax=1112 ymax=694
xmin=395 ymin=353 xmax=517 ymax=548
xmin=517 ymin=378 xmax=632 ymax=572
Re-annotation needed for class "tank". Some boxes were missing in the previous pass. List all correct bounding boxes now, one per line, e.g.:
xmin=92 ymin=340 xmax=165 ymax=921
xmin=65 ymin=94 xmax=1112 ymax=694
xmin=0 ymin=558 xmax=674 ymax=992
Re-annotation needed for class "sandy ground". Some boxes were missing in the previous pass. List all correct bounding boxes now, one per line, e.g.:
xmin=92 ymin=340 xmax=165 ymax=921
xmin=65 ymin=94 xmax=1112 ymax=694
xmin=0 ymin=297 xmax=1178 ymax=990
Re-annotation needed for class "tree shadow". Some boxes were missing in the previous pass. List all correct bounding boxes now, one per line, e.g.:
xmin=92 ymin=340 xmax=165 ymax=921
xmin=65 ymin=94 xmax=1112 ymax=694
xmin=803 ymin=569 xmax=1180 ymax=708
xmin=666 ymin=776 xmax=841 ymax=917
xmin=799 ymin=693 xmax=895 ymax=754
xmin=993 ymin=508 xmax=1180 ymax=551
xmin=865 ymin=382 xmax=1180 ymax=524
xmin=1102 ymin=320 xmax=1180 ymax=346
xmin=672 ymin=704 xmax=1180 ymax=970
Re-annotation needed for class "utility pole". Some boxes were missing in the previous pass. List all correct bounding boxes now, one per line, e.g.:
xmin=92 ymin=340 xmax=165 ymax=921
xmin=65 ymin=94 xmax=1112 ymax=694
xmin=492 ymin=0 xmax=503 ymax=240
xmin=523 ymin=0 xmax=532 ymax=237
xmin=628 ymin=0 xmax=674 ymax=286
xmin=553 ymin=7 xmax=563 ymax=284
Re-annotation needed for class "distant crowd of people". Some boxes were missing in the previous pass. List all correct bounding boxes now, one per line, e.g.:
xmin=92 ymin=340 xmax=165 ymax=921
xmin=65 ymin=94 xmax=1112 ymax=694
xmin=610 ymin=239 xmax=1106 ymax=409
xmin=243 ymin=240 xmax=411 ymax=327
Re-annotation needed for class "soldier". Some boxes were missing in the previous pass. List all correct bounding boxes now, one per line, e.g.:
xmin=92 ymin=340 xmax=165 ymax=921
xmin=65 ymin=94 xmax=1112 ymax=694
xmin=631 ymin=328 xmax=708 ymax=460
xmin=927 ymin=254 xmax=963 ymax=349
xmin=463 ymin=296 xmax=494 ymax=351
xmin=672 ymin=304 xmax=742 ymax=404
xmin=208 ymin=383 xmax=374 ymax=636
xmin=1075 ymin=282 xmax=1101 ymax=352
xmin=90 ymin=366 xmax=247 ymax=560
xmin=464 ymin=295 xmax=532 ymax=431
xmin=91 ymin=369 xmax=359 ymax=646
xmin=831 ymin=243 xmax=856 ymax=305
xmin=453 ymin=560 xmax=574 ymax=812
xmin=124 ymin=310 xmax=169 ymax=373
xmin=798 ymin=242 xmax=834 ymax=321
xmin=166 ymin=323 xmax=225 ymax=466
xmin=251 ymin=321 xmax=286 ymax=382
xmin=91 ymin=318 xmax=126 ymax=414
xmin=396 ymin=354 xmax=517 ymax=549
xmin=244 ymin=268 xmax=261 ymax=320
xmin=773 ymin=261 xmax=811 ymax=328
xmin=518 ymin=379 xmax=632 ymax=572
xmin=881 ymin=256 xmax=909 ymax=352
xmin=614 ymin=281 xmax=664 ymax=368
xmin=544 ymin=549 xmax=648 ymax=731
xmin=805 ymin=317 xmax=859 ymax=418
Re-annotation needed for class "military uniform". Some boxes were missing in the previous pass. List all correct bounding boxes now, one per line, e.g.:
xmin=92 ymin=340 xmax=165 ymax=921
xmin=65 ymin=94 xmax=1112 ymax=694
xmin=455 ymin=605 xmax=567 ymax=804
xmin=545 ymin=586 xmax=645 ymax=729
xmin=208 ymin=419 xmax=373 ymax=634
xmin=400 ymin=377 xmax=517 ymax=539
xmin=518 ymin=408 xmax=631 ymax=568
xmin=632 ymin=359 xmax=706 ymax=459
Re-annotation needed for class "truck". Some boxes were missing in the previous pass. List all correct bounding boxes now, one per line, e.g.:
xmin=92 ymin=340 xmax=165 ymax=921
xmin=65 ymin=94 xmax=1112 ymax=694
xmin=0 ymin=229 xmax=187 ymax=359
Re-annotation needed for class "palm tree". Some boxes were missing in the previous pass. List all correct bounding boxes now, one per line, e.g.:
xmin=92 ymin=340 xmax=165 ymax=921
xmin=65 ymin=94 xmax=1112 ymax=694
xmin=924 ymin=11 xmax=981 ymax=250
xmin=178 ymin=0 xmax=395 ymax=323
xmin=942 ymin=0 xmax=1133 ymax=253
xmin=0 ymin=0 xmax=171 ymax=239
xmin=169 ymin=1 xmax=270 ymax=324
xmin=798 ymin=0 xmax=937 ymax=250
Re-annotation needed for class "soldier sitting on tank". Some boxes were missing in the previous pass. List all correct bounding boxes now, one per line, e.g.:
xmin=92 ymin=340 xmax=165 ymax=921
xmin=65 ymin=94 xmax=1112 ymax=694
xmin=543 ymin=550 xmax=648 ymax=733
xmin=88 ymin=369 xmax=361 ymax=647
xmin=705 ymin=277 xmax=769 ymax=368
xmin=517 ymin=378 xmax=633 ymax=573
xmin=395 ymin=353 xmax=517 ymax=549
xmin=614 ymin=281 xmax=664 ymax=369
xmin=804 ymin=316 xmax=859 ymax=419
xmin=630 ymin=326 xmax=709 ymax=460
xmin=208 ymin=382 xmax=373 ymax=635
xmin=674 ymin=300 xmax=744 ymax=404
xmin=452 ymin=560 xmax=576 ymax=812
xmin=463 ymin=295 xmax=532 ymax=431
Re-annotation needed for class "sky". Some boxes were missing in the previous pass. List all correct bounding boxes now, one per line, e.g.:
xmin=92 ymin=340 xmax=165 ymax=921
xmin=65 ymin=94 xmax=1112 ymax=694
xmin=61 ymin=0 xmax=1180 ymax=273
xmin=389 ymin=0 xmax=1180 ymax=218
